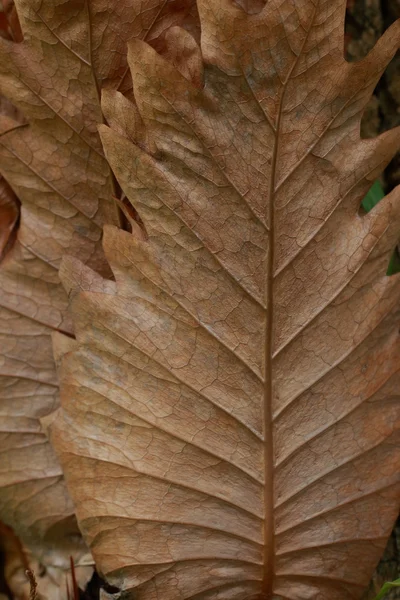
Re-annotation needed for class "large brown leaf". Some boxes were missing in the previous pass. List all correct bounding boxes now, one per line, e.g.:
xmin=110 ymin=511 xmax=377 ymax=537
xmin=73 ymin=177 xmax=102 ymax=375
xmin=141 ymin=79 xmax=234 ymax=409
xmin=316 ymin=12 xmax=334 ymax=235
xmin=0 ymin=0 xmax=197 ymax=578
xmin=51 ymin=0 xmax=400 ymax=597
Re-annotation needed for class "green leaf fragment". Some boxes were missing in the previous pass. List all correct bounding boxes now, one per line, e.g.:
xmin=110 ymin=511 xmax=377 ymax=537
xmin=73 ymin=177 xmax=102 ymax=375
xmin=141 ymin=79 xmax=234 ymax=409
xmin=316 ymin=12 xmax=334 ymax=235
xmin=371 ymin=578 xmax=400 ymax=600
xmin=362 ymin=180 xmax=385 ymax=212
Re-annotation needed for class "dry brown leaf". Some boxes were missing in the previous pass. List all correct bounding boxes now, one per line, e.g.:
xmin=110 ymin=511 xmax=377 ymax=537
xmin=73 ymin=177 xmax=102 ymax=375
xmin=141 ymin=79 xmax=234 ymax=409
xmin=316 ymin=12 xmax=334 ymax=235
xmin=50 ymin=0 xmax=400 ymax=598
xmin=0 ymin=0 xmax=197 ymax=583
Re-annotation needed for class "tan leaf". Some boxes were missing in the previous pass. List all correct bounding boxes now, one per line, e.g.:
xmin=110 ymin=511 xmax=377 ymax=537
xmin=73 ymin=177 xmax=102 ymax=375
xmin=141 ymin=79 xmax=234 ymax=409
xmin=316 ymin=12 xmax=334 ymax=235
xmin=52 ymin=0 xmax=400 ymax=598
xmin=0 ymin=0 xmax=198 ymax=580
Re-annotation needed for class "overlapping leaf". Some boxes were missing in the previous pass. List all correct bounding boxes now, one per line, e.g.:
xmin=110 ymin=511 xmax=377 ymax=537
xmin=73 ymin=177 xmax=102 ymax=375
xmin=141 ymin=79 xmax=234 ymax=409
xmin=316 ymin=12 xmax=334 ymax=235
xmin=0 ymin=0 xmax=198 ymax=576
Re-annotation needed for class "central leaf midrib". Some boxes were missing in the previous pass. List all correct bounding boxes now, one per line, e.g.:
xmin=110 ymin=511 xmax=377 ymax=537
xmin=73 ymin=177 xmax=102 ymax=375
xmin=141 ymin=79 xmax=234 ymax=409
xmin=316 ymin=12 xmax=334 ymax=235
xmin=261 ymin=96 xmax=278 ymax=598
xmin=261 ymin=10 xmax=318 ymax=596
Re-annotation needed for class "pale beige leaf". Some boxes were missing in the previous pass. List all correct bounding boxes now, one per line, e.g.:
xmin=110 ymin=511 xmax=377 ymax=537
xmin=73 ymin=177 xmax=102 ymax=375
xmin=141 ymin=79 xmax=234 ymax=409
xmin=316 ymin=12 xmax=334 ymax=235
xmin=52 ymin=0 xmax=400 ymax=598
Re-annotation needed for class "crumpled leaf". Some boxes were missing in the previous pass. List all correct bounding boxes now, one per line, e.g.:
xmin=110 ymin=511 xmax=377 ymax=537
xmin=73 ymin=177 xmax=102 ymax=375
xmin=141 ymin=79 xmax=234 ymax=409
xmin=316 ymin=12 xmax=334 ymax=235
xmin=0 ymin=95 xmax=22 ymax=260
xmin=51 ymin=0 xmax=400 ymax=598
xmin=0 ymin=0 xmax=23 ymax=42
xmin=0 ymin=0 xmax=198 ymax=583
xmin=0 ymin=165 xmax=19 ymax=260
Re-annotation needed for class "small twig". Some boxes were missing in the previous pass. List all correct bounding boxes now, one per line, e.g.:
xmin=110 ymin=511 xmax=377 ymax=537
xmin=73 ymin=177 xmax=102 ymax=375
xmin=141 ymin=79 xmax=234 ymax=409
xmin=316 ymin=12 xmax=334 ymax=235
xmin=25 ymin=569 xmax=38 ymax=600
xmin=66 ymin=574 xmax=71 ymax=600
xmin=70 ymin=556 xmax=80 ymax=600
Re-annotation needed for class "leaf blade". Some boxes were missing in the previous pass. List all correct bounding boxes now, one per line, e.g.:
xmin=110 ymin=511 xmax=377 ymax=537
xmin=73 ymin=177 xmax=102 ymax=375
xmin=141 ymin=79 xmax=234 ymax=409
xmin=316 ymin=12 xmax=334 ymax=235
xmin=52 ymin=1 xmax=400 ymax=598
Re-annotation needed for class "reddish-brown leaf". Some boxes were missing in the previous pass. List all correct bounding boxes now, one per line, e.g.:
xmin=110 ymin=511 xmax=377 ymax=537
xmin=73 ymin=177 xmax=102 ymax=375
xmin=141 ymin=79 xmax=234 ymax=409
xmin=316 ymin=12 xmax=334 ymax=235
xmin=0 ymin=171 xmax=19 ymax=260
xmin=0 ymin=95 xmax=22 ymax=260
xmin=0 ymin=0 xmax=23 ymax=42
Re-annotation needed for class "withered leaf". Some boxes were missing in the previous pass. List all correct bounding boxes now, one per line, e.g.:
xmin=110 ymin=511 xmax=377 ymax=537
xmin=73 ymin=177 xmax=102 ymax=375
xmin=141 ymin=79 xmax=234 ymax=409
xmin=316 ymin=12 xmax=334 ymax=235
xmin=0 ymin=0 xmax=23 ymax=42
xmin=0 ymin=95 xmax=22 ymax=260
xmin=0 ymin=0 xmax=197 ymax=581
xmin=39 ymin=0 xmax=400 ymax=598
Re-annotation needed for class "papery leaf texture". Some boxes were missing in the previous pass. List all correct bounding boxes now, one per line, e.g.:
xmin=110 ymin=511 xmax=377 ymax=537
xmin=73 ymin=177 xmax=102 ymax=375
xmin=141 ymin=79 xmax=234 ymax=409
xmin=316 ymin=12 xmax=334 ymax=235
xmin=0 ymin=0 xmax=197 ymax=576
xmin=52 ymin=0 xmax=400 ymax=598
